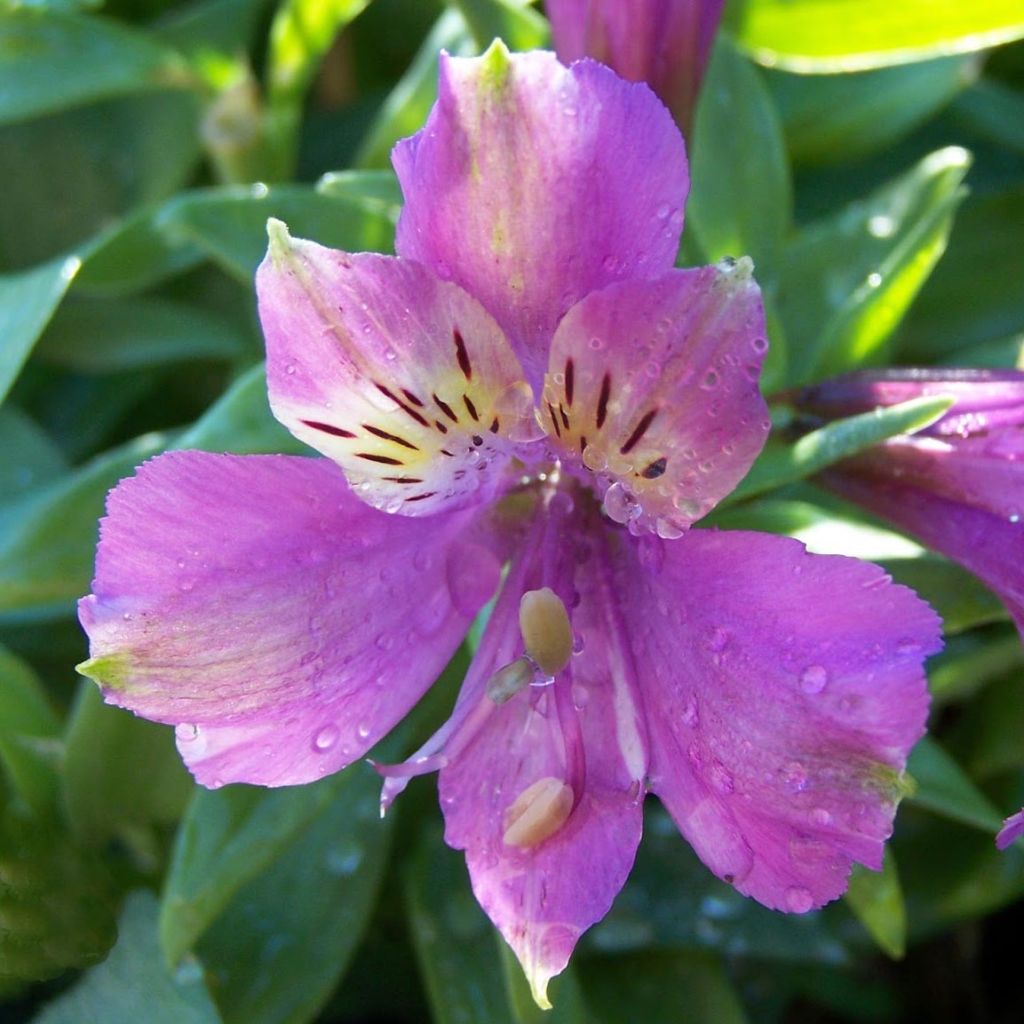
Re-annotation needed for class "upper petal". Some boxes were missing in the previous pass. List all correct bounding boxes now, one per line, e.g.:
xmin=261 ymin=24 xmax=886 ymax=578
xmin=996 ymin=808 xmax=1024 ymax=850
xmin=393 ymin=43 xmax=688 ymax=389
xmin=78 ymin=451 xmax=501 ymax=787
xmin=542 ymin=261 xmax=770 ymax=536
xmin=257 ymin=221 xmax=536 ymax=517
xmin=617 ymin=530 xmax=941 ymax=911
xmin=547 ymin=0 xmax=725 ymax=132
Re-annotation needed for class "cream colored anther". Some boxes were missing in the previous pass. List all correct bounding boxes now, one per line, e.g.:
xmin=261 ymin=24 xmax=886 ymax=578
xmin=518 ymin=587 xmax=573 ymax=677
xmin=502 ymin=776 xmax=574 ymax=849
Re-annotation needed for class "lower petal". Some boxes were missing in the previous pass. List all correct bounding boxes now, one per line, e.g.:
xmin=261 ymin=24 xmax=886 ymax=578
xmin=616 ymin=530 xmax=941 ymax=911
xmin=78 ymin=451 xmax=500 ymax=787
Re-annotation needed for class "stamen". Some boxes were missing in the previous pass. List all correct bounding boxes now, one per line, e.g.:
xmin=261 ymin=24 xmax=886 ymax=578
xmin=519 ymin=588 xmax=573 ymax=677
xmin=502 ymin=777 xmax=574 ymax=849
xmin=486 ymin=657 xmax=535 ymax=704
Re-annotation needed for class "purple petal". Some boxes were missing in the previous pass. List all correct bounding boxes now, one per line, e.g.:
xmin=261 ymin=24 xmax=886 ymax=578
xmin=386 ymin=495 xmax=647 ymax=1004
xmin=78 ymin=451 xmax=501 ymax=787
xmin=393 ymin=44 xmax=688 ymax=389
xmin=257 ymin=221 xmax=536 ymax=516
xmin=619 ymin=530 xmax=940 ymax=912
xmin=547 ymin=0 xmax=725 ymax=132
xmin=996 ymin=808 xmax=1024 ymax=850
xmin=822 ymin=461 xmax=1024 ymax=635
xmin=796 ymin=368 xmax=1024 ymax=439
xmin=542 ymin=262 xmax=770 ymax=536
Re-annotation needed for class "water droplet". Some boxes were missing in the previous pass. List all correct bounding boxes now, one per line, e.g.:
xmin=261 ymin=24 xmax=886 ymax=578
xmin=752 ymin=336 xmax=768 ymax=353
xmin=357 ymin=722 xmax=371 ymax=740
xmin=588 ymin=336 xmax=604 ymax=351
xmin=602 ymin=481 xmax=640 ymax=524
xmin=656 ymin=203 xmax=671 ymax=219
xmin=799 ymin=664 xmax=828 ymax=694
xmin=811 ymin=807 xmax=832 ymax=826
xmin=313 ymin=725 xmax=339 ymax=752
xmin=582 ymin=444 xmax=608 ymax=472
xmin=867 ymin=272 xmax=882 ymax=288
xmin=785 ymin=886 xmax=814 ymax=913
xmin=177 ymin=723 xmax=200 ymax=743
xmin=867 ymin=214 xmax=895 ymax=238
xmin=285 ymin=363 xmax=296 ymax=375
xmin=572 ymin=683 xmax=590 ymax=710
xmin=701 ymin=370 xmax=719 ymax=390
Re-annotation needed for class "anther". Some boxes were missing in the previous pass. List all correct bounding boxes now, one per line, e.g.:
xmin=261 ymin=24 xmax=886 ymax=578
xmin=486 ymin=657 xmax=535 ymax=704
xmin=502 ymin=776 xmax=574 ymax=849
xmin=519 ymin=587 xmax=574 ymax=677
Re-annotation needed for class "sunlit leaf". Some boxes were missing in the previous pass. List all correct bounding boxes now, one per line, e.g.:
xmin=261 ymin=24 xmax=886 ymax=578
xmin=727 ymin=0 xmax=1024 ymax=72
xmin=450 ymin=0 xmax=549 ymax=51
xmin=844 ymin=850 xmax=905 ymax=959
xmin=906 ymin=736 xmax=1004 ymax=834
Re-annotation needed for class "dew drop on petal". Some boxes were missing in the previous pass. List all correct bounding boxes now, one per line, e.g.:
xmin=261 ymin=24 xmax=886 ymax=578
xmin=655 ymin=517 xmax=684 ymax=540
xmin=313 ymin=725 xmax=339 ymax=752
xmin=785 ymin=886 xmax=815 ymax=913
xmin=799 ymin=664 xmax=828 ymax=694
xmin=811 ymin=807 xmax=832 ymax=826
xmin=603 ymin=481 xmax=640 ymax=524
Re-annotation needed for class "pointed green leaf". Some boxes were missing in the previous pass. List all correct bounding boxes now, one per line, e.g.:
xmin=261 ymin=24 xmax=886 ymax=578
xmin=725 ymin=394 xmax=954 ymax=505
xmin=0 ymin=11 xmax=191 ymax=124
xmin=844 ymin=849 xmax=906 ymax=959
xmin=0 ymin=253 xmax=79 ymax=405
xmin=356 ymin=9 xmax=476 ymax=169
xmin=0 ymin=643 xmax=60 ymax=814
xmin=32 ymin=891 xmax=220 ymax=1024
xmin=928 ymin=631 xmax=1022 ymax=705
xmin=777 ymin=147 xmax=970 ymax=383
xmin=198 ymin=762 xmax=393 ymax=1024
xmin=906 ymin=735 xmax=1004 ymax=833
xmin=63 ymin=682 xmax=193 ymax=845
xmin=688 ymin=38 xmax=791 ymax=274
xmin=728 ymin=0 xmax=1024 ymax=71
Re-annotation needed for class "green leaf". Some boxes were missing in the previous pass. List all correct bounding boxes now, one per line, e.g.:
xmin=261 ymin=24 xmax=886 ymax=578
xmin=0 ymin=10 xmax=192 ymax=125
xmin=32 ymin=891 xmax=220 ymax=1024
xmin=928 ymin=630 xmax=1022 ymax=705
xmin=404 ymin=829 xmax=515 ymax=1024
xmin=768 ymin=57 xmax=975 ymax=167
xmin=0 ymin=432 xmax=167 ymax=617
xmin=950 ymin=78 xmax=1024 ymax=155
xmin=687 ymin=38 xmax=791 ymax=274
xmin=948 ymin=674 xmax=1024 ymax=780
xmin=906 ymin=735 xmax=1004 ymax=833
xmin=159 ymin=774 xmax=353 ymax=964
xmin=174 ymin=362 xmax=303 ymax=455
xmin=0 ymin=254 xmax=79 ymax=405
xmin=450 ymin=0 xmax=549 ymax=51
xmin=37 ymin=296 xmax=248 ymax=373
xmin=589 ymin=806 xmax=853 ymax=965
xmin=0 ymin=405 xmax=67 ymax=501
xmin=579 ymin=950 xmax=748 ymax=1024
xmin=316 ymin=168 xmax=403 ymax=219
xmin=725 ymin=394 xmax=954 ymax=505
xmin=155 ymin=185 xmax=396 ymax=281
xmin=844 ymin=850 xmax=906 ymax=959
xmin=899 ymin=185 xmax=1024 ymax=361
xmin=777 ymin=147 xmax=969 ymax=383
xmin=727 ymin=0 xmax=1024 ymax=71
xmin=63 ymin=682 xmax=193 ymax=845
xmin=356 ymin=9 xmax=476 ymax=169
xmin=198 ymin=762 xmax=393 ymax=1024
xmin=0 ymin=643 xmax=60 ymax=814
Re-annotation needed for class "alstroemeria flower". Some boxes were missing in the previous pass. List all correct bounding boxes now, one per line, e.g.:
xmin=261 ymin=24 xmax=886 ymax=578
xmin=997 ymin=809 xmax=1024 ymax=850
xmin=546 ymin=0 xmax=725 ymax=133
xmin=797 ymin=369 xmax=1024 ymax=637
xmin=79 ymin=46 xmax=941 ymax=1005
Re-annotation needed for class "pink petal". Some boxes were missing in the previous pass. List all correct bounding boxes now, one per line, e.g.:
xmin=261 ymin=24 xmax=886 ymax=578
xmin=619 ymin=530 xmax=941 ymax=912
xmin=548 ymin=0 xmax=725 ymax=132
xmin=388 ymin=494 xmax=647 ymax=1004
xmin=393 ymin=44 xmax=688 ymax=389
xmin=78 ymin=451 xmax=501 ymax=787
xmin=257 ymin=221 xmax=536 ymax=517
xmin=996 ymin=809 xmax=1024 ymax=850
xmin=542 ymin=262 xmax=770 ymax=536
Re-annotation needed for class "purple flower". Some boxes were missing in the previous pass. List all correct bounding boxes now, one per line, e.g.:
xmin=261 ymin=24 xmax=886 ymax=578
xmin=997 ymin=809 xmax=1024 ymax=850
xmin=546 ymin=0 xmax=725 ymax=133
xmin=797 ymin=369 xmax=1024 ymax=637
xmin=78 ymin=46 xmax=941 ymax=1004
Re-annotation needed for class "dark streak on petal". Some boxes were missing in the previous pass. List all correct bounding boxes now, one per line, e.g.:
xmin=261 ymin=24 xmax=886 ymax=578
xmin=463 ymin=395 xmax=479 ymax=421
xmin=433 ymin=393 xmax=459 ymax=423
xmin=453 ymin=329 xmax=472 ymax=379
xmin=300 ymin=419 xmax=356 ymax=439
xmin=559 ymin=404 xmax=570 ymax=430
xmin=374 ymin=382 xmax=430 ymax=427
xmin=363 ymin=424 xmax=420 ymax=451
xmin=579 ymin=435 xmax=587 ymax=454
xmin=488 ymin=417 xmax=500 ymax=434
xmin=401 ymin=389 xmax=425 ymax=407
xmin=355 ymin=453 xmax=404 ymax=465
xmin=565 ymin=358 xmax=575 ymax=407
xmin=641 ymin=456 xmax=667 ymax=479
xmin=440 ymin=449 xmax=456 ymax=458
xmin=405 ymin=492 xmax=437 ymax=502
xmin=382 ymin=476 xmax=424 ymax=484
xmin=620 ymin=408 xmax=659 ymax=454
xmin=547 ymin=402 xmax=562 ymax=439
xmin=596 ymin=372 xmax=612 ymax=429
xmin=435 ymin=420 xmax=449 ymax=434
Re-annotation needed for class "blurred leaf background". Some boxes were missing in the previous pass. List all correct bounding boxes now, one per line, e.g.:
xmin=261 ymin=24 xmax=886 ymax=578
xmin=1 ymin=0 xmax=1023 ymax=1021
